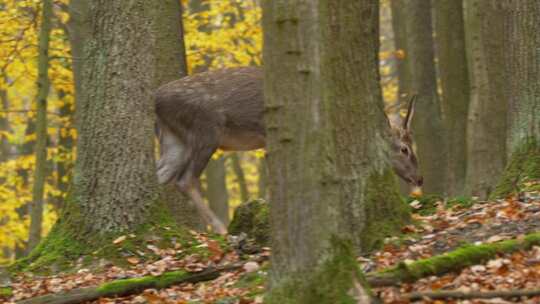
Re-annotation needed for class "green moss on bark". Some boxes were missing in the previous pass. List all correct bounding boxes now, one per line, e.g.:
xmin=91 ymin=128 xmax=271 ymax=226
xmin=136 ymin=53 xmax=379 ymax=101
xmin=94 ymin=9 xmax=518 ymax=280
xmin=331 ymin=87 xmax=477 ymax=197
xmin=492 ymin=139 xmax=540 ymax=198
xmin=266 ymin=237 xmax=372 ymax=304
xmin=361 ymin=169 xmax=411 ymax=251
xmin=96 ymin=271 xmax=188 ymax=294
xmin=228 ymin=199 xmax=270 ymax=246
xmin=10 ymin=194 xmax=198 ymax=274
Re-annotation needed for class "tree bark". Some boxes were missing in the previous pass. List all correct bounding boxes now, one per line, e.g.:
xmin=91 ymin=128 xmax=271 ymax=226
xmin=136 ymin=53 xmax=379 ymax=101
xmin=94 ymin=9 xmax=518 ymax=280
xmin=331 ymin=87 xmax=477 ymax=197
xmin=433 ymin=0 xmax=470 ymax=196
xmin=493 ymin=1 xmax=540 ymax=197
xmin=0 ymin=86 xmax=10 ymax=159
xmin=257 ymin=157 xmax=267 ymax=199
xmin=205 ymin=156 xmax=229 ymax=226
xmin=27 ymin=0 xmax=53 ymax=252
xmin=21 ymin=1 xmax=194 ymax=268
xmin=263 ymin=0 xmax=407 ymax=302
xmin=390 ymin=0 xmax=411 ymax=101
xmin=230 ymin=154 xmax=249 ymax=203
xmin=503 ymin=1 xmax=539 ymax=150
xmin=403 ymin=0 xmax=447 ymax=195
xmin=464 ymin=0 xmax=507 ymax=199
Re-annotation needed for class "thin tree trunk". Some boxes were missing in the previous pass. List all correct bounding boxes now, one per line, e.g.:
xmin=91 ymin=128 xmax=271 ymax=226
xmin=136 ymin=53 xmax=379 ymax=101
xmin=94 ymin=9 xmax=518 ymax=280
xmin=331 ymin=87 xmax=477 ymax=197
xmin=205 ymin=156 xmax=229 ymax=226
xmin=464 ymin=0 xmax=507 ymax=199
xmin=403 ymin=0 xmax=447 ymax=195
xmin=27 ymin=0 xmax=53 ymax=252
xmin=433 ymin=0 xmax=470 ymax=196
xmin=230 ymin=154 xmax=249 ymax=203
xmin=390 ymin=0 xmax=411 ymax=101
xmin=188 ymin=0 xmax=230 ymax=226
xmin=153 ymin=0 xmax=203 ymax=230
xmin=263 ymin=0 xmax=407 ymax=302
xmin=257 ymin=157 xmax=267 ymax=199
xmin=0 ymin=86 xmax=10 ymax=159
xmin=50 ymin=90 xmax=73 ymax=211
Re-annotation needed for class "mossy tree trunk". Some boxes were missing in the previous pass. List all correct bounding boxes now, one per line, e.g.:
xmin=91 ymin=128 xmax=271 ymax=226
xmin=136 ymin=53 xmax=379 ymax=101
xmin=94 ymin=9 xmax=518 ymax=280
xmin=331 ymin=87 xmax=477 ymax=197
xmin=493 ymin=1 xmax=540 ymax=197
xmin=23 ymin=1 xmax=195 ymax=267
xmin=263 ymin=1 xmax=408 ymax=302
xmin=403 ymin=0 xmax=447 ymax=195
xmin=433 ymin=0 xmax=470 ymax=196
xmin=463 ymin=0 xmax=507 ymax=199
xmin=27 ymin=0 xmax=53 ymax=252
xmin=69 ymin=0 xmax=202 ymax=231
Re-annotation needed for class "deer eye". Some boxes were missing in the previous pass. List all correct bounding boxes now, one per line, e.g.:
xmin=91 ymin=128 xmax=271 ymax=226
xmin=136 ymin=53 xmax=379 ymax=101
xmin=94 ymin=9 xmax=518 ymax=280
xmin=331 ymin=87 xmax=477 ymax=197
xmin=400 ymin=147 xmax=409 ymax=155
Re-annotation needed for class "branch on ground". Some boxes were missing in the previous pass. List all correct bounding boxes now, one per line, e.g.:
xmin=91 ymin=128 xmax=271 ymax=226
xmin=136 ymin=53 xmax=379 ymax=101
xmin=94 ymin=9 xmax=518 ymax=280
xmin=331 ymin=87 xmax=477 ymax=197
xmin=405 ymin=288 xmax=540 ymax=301
xmin=367 ymin=232 xmax=540 ymax=287
xmin=17 ymin=259 xmax=263 ymax=304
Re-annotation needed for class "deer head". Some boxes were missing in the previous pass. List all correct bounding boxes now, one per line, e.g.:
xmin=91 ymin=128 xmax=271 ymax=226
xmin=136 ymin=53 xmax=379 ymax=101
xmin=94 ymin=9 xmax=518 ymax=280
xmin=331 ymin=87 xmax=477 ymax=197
xmin=388 ymin=95 xmax=423 ymax=197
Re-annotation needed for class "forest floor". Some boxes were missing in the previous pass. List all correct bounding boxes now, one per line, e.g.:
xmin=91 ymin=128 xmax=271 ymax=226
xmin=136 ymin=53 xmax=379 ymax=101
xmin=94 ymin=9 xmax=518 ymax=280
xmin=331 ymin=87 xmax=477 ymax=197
xmin=3 ymin=180 xmax=540 ymax=304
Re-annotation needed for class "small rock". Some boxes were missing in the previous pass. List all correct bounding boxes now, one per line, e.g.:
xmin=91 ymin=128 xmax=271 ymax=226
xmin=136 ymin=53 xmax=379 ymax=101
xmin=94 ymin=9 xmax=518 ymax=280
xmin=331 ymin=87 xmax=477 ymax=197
xmin=243 ymin=261 xmax=260 ymax=273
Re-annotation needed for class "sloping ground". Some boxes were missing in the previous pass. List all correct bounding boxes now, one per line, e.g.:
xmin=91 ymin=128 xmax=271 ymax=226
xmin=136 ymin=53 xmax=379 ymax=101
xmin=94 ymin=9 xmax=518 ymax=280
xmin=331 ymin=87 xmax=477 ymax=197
xmin=370 ymin=181 xmax=540 ymax=303
xmin=3 ymin=181 xmax=540 ymax=304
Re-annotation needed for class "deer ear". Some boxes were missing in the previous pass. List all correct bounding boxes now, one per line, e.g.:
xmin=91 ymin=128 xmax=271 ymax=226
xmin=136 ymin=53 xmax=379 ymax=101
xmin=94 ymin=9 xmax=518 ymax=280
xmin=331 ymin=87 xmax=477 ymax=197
xmin=403 ymin=94 xmax=417 ymax=131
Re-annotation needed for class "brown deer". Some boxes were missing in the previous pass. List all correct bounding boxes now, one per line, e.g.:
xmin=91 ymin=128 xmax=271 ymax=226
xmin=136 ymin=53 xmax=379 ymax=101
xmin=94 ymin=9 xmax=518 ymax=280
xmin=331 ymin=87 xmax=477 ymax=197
xmin=155 ymin=67 xmax=422 ymax=234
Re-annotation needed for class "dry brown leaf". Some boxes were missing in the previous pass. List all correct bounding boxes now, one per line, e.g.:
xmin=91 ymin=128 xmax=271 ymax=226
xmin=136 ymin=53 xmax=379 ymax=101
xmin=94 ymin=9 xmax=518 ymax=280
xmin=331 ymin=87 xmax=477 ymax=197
xmin=112 ymin=235 xmax=127 ymax=244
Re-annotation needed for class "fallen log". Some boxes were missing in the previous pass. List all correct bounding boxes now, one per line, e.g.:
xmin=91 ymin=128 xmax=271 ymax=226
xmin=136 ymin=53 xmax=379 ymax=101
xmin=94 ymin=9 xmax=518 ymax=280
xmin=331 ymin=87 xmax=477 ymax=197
xmin=17 ymin=260 xmax=253 ymax=304
xmin=366 ymin=232 xmax=540 ymax=287
xmin=404 ymin=289 xmax=540 ymax=301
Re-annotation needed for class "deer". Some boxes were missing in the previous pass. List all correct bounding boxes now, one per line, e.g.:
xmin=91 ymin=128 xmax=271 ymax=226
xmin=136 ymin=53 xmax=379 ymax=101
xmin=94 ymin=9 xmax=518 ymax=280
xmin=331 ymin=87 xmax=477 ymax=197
xmin=155 ymin=66 xmax=423 ymax=235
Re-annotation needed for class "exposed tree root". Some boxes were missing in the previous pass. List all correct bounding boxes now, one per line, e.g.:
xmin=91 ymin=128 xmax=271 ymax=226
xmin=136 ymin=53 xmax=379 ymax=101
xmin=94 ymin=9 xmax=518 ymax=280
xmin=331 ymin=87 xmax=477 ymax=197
xmin=366 ymin=232 xmax=540 ymax=287
xmin=404 ymin=288 xmax=540 ymax=301
xmin=17 ymin=260 xmax=259 ymax=304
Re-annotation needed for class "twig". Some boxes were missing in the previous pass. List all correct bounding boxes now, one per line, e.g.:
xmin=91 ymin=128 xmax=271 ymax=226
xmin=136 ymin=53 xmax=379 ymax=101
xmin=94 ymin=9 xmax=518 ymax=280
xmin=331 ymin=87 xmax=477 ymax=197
xmin=405 ymin=289 xmax=540 ymax=301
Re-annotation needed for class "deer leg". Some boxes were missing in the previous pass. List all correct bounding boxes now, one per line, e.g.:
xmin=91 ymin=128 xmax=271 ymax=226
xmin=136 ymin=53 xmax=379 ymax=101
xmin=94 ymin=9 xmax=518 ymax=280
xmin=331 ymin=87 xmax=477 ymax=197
xmin=178 ymin=177 xmax=227 ymax=235
xmin=176 ymin=134 xmax=227 ymax=235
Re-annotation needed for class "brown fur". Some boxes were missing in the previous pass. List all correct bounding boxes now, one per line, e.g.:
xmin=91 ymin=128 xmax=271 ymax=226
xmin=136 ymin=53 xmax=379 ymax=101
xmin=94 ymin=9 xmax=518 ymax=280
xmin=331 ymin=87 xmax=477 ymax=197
xmin=155 ymin=67 xmax=422 ymax=233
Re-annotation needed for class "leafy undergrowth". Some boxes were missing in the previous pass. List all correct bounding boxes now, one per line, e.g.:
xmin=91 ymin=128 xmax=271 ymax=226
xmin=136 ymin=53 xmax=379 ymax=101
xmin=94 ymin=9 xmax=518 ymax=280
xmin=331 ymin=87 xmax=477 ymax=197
xmin=5 ymin=230 xmax=269 ymax=304
xmin=3 ymin=180 xmax=540 ymax=304
xmin=370 ymin=180 xmax=540 ymax=303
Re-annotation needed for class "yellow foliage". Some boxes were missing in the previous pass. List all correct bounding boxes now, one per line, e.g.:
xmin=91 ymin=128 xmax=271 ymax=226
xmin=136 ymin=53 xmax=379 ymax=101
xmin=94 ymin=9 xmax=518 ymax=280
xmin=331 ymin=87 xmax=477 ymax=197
xmin=0 ymin=0 xmax=72 ymax=264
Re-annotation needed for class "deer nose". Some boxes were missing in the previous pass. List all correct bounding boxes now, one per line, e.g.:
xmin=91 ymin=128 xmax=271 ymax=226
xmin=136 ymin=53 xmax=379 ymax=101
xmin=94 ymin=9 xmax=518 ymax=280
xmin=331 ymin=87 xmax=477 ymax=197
xmin=417 ymin=176 xmax=424 ymax=186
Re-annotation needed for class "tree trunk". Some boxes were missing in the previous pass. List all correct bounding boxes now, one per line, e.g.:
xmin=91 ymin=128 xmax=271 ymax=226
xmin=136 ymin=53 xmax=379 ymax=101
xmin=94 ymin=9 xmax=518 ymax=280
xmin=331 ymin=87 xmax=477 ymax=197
xmin=230 ymin=154 xmax=249 ymax=203
xmin=493 ymin=1 xmax=540 ymax=197
xmin=463 ymin=0 xmax=507 ymax=199
xmin=403 ymin=0 xmax=447 ymax=195
xmin=153 ymin=0 xmax=203 ymax=230
xmin=27 ymin=0 xmax=53 ymax=252
xmin=503 ymin=1 xmax=540 ymax=151
xmin=433 ymin=0 xmax=470 ymax=196
xmin=263 ymin=1 xmax=407 ymax=302
xmin=390 ymin=0 xmax=411 ymax=101
xmin=205 ymin=156 xmax=229 ymax=226
xmin=22 ymin=0 xmax=194 ymax=268
xmin=69 ymin=0 xmax=201 ymax=231
xmin=257 ymin=157 xmax=267 ymax=199
xmin=52 ymin=90 xmax=73 ymax=211
xmin=0 ymin=86 xmax=10 ymax=159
